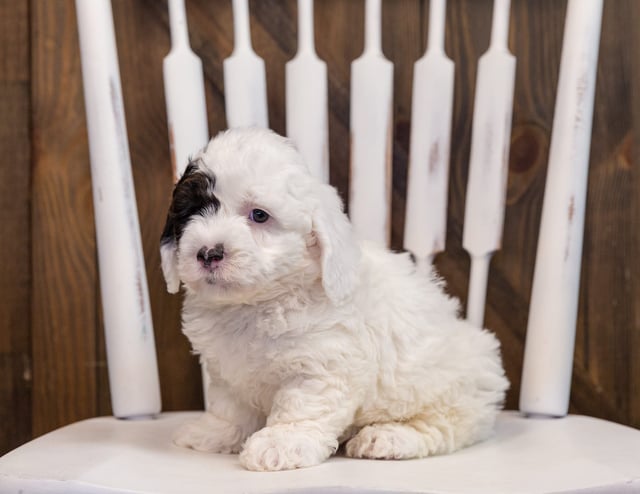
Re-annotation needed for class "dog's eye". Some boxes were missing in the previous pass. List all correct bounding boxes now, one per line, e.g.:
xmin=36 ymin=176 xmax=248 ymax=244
xmin=249 ymin=209 xmax=270 ymax=223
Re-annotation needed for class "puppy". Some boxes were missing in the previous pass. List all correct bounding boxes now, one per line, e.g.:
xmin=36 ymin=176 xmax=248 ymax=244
xmin=160 ymin=127 xmax=509 ymax=472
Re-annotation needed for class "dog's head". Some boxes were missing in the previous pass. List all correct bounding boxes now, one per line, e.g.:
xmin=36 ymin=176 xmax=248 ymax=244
xmin=160 ymin=128 xmax=360 ymax=305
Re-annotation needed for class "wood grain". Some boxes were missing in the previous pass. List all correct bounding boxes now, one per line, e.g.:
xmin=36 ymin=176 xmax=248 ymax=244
xmin=631 ymin=0 xmax=640 ymax=429
xmin=578 ymin=0 xmax=638 ymax=425
xmin=382 ymin=0 xmax=423 ymax=250
xmin=30 ymin=0 xmax=100 ymax=437
xmin=111 ymin=0 xmax=204 ymax=413
xmin=487 ymin=0 xmax=566 ymax=410
xmin=0 ymin=0 xmax=32 ymax=455
xmin=315 ymin=0 xmax=364 ymax=203
xmin=1 ymin=0 xmax=638 ymax=454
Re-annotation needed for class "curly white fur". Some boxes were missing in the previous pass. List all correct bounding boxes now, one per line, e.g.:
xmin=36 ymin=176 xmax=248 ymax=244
xmin=160 ymin=127 xmax=509 ymax=472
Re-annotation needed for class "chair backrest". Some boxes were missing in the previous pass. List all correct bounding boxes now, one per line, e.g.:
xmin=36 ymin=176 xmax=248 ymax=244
xmin=74 ymin=0 xmax=604 ymax=421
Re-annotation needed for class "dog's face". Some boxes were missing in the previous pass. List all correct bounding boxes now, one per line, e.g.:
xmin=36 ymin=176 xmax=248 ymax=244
xmin=160 ymin=128 xmax=359 ymax=305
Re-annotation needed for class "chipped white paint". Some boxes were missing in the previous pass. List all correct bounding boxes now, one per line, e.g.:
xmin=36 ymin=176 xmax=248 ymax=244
xmin=286 ymin=0 xmax=329 ymax=183
xmin=404 ymin=0 xmax=454 ymax=264
xmin=75 ymin=0 xmax=161 ymax=418
xmin=462 ymin=0 xmax=516 ymax=327
xmin=163 ymin=0 xmax=210 ymax=180
xmin=224 ymin=0 xmax=268 ymax=128
xmin=349 ymin=0 xmax=394 ymax=246
xmin=520 ymin=0 xmax=604 ymax=418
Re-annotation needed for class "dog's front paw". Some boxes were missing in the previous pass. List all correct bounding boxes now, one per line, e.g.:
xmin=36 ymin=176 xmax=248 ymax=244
xmin=345 ymin=423 xmax=428 ymax=460
xmin=173 ymin=413 xmax=246 ymax=454
xmin=239 ymin=424 xmax=337 ymax=471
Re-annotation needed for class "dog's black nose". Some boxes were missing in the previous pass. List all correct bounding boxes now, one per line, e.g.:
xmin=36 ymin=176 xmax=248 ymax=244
xmin=197 ymin=243 xmax=224 ymax=266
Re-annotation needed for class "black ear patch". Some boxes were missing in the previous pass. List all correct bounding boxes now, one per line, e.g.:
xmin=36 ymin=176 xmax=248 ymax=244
xmin=160 ymin=161 xmax=221 ymax=245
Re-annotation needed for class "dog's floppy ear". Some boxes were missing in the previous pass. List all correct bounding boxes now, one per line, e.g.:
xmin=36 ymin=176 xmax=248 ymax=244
xmin=158 ymin=161 xmax=202 ymax=294
xmin=312 ymin=184 xmax=360 ymax=304
xmin=160 ymin=200 xmax=182 ymax=294
xmin=160 ymin=239 xmax=180 ymax=294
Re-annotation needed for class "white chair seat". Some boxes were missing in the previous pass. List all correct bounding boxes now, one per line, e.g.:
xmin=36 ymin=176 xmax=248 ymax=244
xmin=1 ymin=411 xmax=639 ymax=494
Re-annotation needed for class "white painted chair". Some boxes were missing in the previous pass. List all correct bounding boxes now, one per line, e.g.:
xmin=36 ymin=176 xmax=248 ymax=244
xmin=2 ymin=0 xmax=640 ymax=493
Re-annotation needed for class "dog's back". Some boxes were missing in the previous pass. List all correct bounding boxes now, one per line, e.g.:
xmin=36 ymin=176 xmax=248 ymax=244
xmin=348 ymin=244 xmax=509 ymax=455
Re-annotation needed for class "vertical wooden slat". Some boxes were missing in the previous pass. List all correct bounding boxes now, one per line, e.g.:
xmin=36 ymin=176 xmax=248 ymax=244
xmin=163 ymin=0 xmax=211 ymax=403
xmin=111 ymin=0 xmax=204 ymax=412
xmin=286 ymin=0 xmax=330 ymax=183
xmin=631 ymin=0 xmax=640 ymax=430
xmin=349 ymin=0 xmax=394 ymax=246
xmin=224 ymin=0 xmax=269 ymax=128
xmin=31 ymin=0 xmax=99 ymax=436
xmin=575 ymin=0 xmax=639 ymax=427
xmin=484 ymin=0 xmax=566 ymax=411
xmin=462 ymin=0 xmax=516 ymax=328
xmin=434 ymin=0 xmax=492 ymax=306
xmin=75 ymin=0 xmax=161 ymax=418
xmin=163 ymin=0 xmax=210 ymax=179
xmin=381 ymin=0 xmax=423 ymax=251
xmin=571 ymin=0 xmax=638 ymax=423
xmin=520 ymin=0 xmax=604 ymax=417
xmin=248 ymin=0 xmax=296 ymax=136
xmin=0 ymin=0 xmax=32 ymax=454
xmin=404 ymin=0 xmax=455 ymax=264
xmin=314 ymin=0 xmax=364 ymax=204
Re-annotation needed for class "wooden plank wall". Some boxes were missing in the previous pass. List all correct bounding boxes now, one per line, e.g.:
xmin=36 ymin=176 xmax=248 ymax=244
xmin=0 ymin=0 xmax=638 ymax=454
xmin=0 ymin=0 xmax=32 ymax=454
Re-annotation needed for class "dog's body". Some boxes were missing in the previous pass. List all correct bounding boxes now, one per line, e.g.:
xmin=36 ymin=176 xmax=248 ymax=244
xmin=160 ymin=128 xmax=508 ymax=471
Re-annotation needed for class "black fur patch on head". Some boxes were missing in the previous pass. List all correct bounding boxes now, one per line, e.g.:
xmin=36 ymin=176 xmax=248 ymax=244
xmin=160 ymin=161 xmax=220 ymax=245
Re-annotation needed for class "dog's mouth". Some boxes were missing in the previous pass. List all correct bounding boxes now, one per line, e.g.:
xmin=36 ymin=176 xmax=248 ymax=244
xmin=199 ymin=264 xmax=239 ymax=290
xmin=201 ymin=267 xmax=226 ymax=284
xmin=198 ymin=275 xmax=238 ymax=296
xmin=204 ymin=274 xmax=227 ymax=286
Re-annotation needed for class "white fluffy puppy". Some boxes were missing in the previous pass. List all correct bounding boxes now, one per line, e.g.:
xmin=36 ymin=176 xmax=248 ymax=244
xmin=160 ymin=127 xmax=508 ymax=472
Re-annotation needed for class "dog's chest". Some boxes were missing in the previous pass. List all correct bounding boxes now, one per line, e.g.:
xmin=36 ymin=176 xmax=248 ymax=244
xmin=184 ymin=301 xmax=319 ymax=405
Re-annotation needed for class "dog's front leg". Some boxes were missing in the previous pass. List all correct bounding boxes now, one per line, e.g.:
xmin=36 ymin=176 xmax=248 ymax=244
xmin=173 ymin=381 xmax=263 ymax=454
xmin=239 ymin=377 xmax=354 ymax=471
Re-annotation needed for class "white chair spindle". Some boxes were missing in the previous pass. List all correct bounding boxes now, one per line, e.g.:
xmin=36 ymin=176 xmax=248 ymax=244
xmin=404 ymin=0 xmax=454 ymax=265
xmin=163 ymin=0 xmax=210 ymax=180
xmin=520 ymin=0 xmax=604 ymax=418
xmin=163 ymin=0 xmax=212 ymax=407
xmin=75 ymin=0 xmax=161 ymax=418
xmin=349 ymin=0 xmax=394 ymax=246
xmin=224 ymin=0 xmax=268 ymax=128
xmin=286 ymin=0 xmax=329 ymax=183
xmin=462 ymin=0 xmax=516 ymax=327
